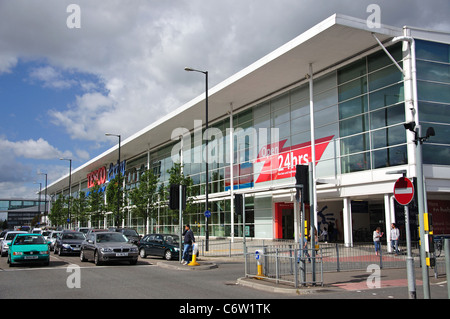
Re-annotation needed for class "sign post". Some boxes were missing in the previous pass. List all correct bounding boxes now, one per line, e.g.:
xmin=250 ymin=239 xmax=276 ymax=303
xmin=393 ymin=176 xmax=416 ymax=299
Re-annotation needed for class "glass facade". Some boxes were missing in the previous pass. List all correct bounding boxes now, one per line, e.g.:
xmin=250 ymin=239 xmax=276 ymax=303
xmin=338 ymin=43 xmax=407 ymax=173
xmin=416 ymin=40 xmax=450 ymax=165
xmin=51 ymin=39 xmax=450 ymax=239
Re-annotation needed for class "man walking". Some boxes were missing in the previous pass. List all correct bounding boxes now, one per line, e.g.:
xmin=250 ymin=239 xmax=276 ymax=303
xmin=182 ymin=224 xmax=195 ymax=265
xmin=390 ymin=223 xmax=400 ymax=255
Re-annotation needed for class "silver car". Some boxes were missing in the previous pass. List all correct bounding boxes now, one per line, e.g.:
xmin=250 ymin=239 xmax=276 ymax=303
xmin=0 ymin=231 xmax=28 ymax=257
xmin=80 ymin=232 xmax=138 ymax=266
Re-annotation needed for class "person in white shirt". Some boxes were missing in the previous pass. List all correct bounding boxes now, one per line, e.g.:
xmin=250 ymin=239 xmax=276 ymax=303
xmin=390 ymin=223 xmax=400 ymax=255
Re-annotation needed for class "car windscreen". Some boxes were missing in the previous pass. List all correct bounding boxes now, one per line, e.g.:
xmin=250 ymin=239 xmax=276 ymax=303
xmin=6 ymin=233 xmax=22 ymax=240
xmin=122 ymin=229 xmax=138 ymax=236
xmin=96 ymin=233 xmax=128 ymax=243
xmin=51 ymin=233 xmax=61 ymax=238
xmin=164 ymin=235 xmax=179 ymax=245
xmin=13 ymin=235 xmax=46 ymax=245
xmin=62 ymin=233 xmax=85 ymax=240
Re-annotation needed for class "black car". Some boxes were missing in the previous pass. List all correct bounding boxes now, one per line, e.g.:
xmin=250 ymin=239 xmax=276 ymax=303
xmin=54 ymin=231 xmax=85 ymax=256
xmin=137 ymin=234 xmax=180 ymax=260
xmin=109 ymin=228 xmax=141 ymax=244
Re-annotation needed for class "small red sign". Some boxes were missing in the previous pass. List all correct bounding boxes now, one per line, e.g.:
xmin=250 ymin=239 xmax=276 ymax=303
xmin=393 ymin=177 xmax=414 ymax=206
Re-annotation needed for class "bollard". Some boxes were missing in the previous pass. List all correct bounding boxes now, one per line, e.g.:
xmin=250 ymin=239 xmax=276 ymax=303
xmin=188 ymin=243 xmax=200 ymax=266
xmin=255 ymin=249 xmax=264 ymax=279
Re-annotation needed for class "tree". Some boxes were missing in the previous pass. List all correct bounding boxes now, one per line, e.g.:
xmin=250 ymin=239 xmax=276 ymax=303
xmin=105 ymin=174 xmax=124 ymax=227
xmin=72 ymin=191 xmax=89 ymax=227
xmin=49 ymin=194 xmax=66 ymax=227
xmin=128 ymin=169 xmax=159 ymax=233
xmin=88 ymin=183 xmax=105 ymax=228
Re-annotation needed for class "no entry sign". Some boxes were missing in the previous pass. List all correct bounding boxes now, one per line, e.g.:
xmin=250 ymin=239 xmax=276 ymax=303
xmin=393 ymin=177 xmax=414 ymax=205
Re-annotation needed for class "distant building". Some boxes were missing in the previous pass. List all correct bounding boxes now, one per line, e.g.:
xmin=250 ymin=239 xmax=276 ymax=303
xmin=0 ymin=199 xmax=47 ymax=229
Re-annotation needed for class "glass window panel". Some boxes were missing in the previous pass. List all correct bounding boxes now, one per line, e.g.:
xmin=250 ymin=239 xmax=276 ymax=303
xmin=315 ymin=106 xmax=338 ymax=128
xmin=338 ymin=77 xmax=367 ymax=102
xmin=271 ymin=92 xmax=289 ymax=111
xmin=340 ymin=133 xmax=370 ymax=155
xmin=420 ymin=102 xmax=450 ymax=124
xmin=417 ymin=60 xmax=450 ymax=84
xmin=290 ymin=100 xmax=309 ymax=120
xmin=368 ymin=65 xmax=403 ymax=91
xmin=253 ymin=102 xmax=270 ymax=119
xmin=421 ymin=123 xmax=450 ymax=145
xmin=418 ymin=81 xmax=450 ymax=104
xmin=423 ymin=144 xmax=450 ymax=165
xmin=291 ymin=115 xmax=310 ymax=135
xmin=341 ymin=152 xmax=371 ymax=173
xmin=369 ymin=83 xmax=404 ymax=110
xmin=370 ymin=103 xmax=405 ymax=130
xmin=416 ymin=40 xmax=450 ymax=64
xmin=316 ymin=123 xmax=338 ymax=141
xmin=339 ymin=96 xmax=368 ymax=120
xmin=338 ymin=59 xmax=366 ymax=84
xmin=371 ymin=125 xmax=406 ymax=149
xmin=272 ymin=105 xmax=290 ymax=126
xmin=372 ymin=145 xmax=407 ymax=169
xmin=291 ymin=85 xmax=308 ymax=104
xmin=368 ymin=44 xmax=402 ymax=72
xmin=339 ymin=114 xmax=369 ymax=137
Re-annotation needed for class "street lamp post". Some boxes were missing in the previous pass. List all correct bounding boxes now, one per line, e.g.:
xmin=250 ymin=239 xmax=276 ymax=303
xmin=185 ymin=67 xmax=209 ymax=251
xmin=38 ymin=172 xmax=48 ymax=222
xmin=60 ymin=158 xmax=72 ymax=229
xmin=105 ymin=133 xmax=121 ymax=227
xmin=33 ymin=182 xmax=42 ymax=226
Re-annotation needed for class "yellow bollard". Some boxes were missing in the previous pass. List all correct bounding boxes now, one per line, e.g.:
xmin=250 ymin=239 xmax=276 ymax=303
xmin=188 ymin=243 xmax=200 ymax=266
xmin=255 ymin=250 xmax=264 ymax=279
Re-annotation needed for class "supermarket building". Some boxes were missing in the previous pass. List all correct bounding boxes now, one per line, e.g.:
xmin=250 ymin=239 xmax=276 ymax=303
xmin=43 ymin=14 xmax=450 ymax=247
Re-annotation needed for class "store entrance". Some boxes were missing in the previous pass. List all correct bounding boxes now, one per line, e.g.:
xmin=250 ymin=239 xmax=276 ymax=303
xmin=274 ymin=203 xmax=294 ymax=239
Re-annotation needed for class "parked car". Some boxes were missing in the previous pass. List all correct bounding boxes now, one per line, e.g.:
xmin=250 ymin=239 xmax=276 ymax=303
xmin=48 ymin=231 xmax=62 ymax=251
xmin=80 ymin=232 xmax=138 ymax=266
xmin=54 ymin=231 xmax=85 ymax=256
xmin=137 ymin=234 xmax=180 ymax=261
xmin=109 ymin=228 xmax=141 ymax=244
xmin=75 ymin=227 xmax=91 ymax=237
xmin=7 ymin=233 xmax=50 ymax=267
xmin=0 ymin=231 xmax=28 ymax=257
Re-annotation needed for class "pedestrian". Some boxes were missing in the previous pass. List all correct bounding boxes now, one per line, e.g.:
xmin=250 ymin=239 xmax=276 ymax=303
xmin=373 ymin=227 xmax=383 ymax=255
xmin=297 ymin=235 xmax=311 ymax=263
xmin=182 ymin=224 xmax=195 ymax=265
xmin=390 ymin=223 xmax=400 ymax=255
xmin=320 ymin=227 xmax=328 ymax=243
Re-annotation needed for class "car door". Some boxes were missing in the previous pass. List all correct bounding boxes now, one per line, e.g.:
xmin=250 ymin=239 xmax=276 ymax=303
xmin=152 ymin=235 xmax=165 ymax=257
xmin=83 ymin=233 xmax=95 ymax=260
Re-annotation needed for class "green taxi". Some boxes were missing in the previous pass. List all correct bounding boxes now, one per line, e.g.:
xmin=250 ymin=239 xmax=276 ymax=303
xmin=7 ymin=233 xmax=50 ymax=267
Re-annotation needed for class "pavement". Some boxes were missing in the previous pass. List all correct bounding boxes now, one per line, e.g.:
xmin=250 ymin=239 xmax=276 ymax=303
xmin=156 ymin=256 xmax=448 ymax=297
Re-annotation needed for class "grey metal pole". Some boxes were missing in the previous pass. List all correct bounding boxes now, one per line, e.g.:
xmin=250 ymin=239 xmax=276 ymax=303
xmin=404 ymin=204 xmax=417 ymax=299
xmin=415 ymin=125 xmax=431 ymax=299
xmin=179 ymin=184 xmax=183 ymax=264
xmin=445 ymin=238 xmax=450 ymax=299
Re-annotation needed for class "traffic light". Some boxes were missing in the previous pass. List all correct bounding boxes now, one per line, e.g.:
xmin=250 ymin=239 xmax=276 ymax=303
xmin=295 ymin=165 xmax=309 ymax=204
xmin=234 ymin=194 xmax=243 ymax=215
xmin=169 ymin=184 xmax=186 ymax=210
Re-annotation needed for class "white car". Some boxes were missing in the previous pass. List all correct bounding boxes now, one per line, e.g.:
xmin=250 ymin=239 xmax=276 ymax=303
xmin=48 ymin=231 xmax=62 ymax=251
xmin=0 ymin=231 xmax=28 ymax=257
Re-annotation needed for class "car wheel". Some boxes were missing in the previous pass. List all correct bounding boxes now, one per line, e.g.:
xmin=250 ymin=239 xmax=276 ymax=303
xmin=43 ymin=258 xmax=50 ymax=267
xmin=130 ymin=258 xmax=138 ymax=265
xmin=139 ymin=248 xmax=146 ymax=258
xmin=80 ymin=249 xmax=87 ymax=262
xmin=8 ymin=256 xmax=13 ymax=267
xmin=54 ymin=245 xmax=58 ymax=255
xmin=164 ymin=249 xmax=172 ymax=261
xmin=58 ymin=247 xmax=64 ymax=256
xmin=94 ymin=251 xmax=102 ymax=266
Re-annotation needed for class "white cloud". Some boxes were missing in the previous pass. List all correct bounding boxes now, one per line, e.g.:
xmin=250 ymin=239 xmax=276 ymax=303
xmin=0 ymin=137 xmax=72 ymax=160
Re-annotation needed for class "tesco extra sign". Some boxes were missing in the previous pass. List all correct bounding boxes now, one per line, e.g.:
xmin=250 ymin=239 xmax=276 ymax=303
xmin=87 ymin=161 xmax=126 ymax=188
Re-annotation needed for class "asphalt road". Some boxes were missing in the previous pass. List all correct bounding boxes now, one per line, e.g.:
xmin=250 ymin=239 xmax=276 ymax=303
xmin=1 ymin=253 xmax=447 ymax=302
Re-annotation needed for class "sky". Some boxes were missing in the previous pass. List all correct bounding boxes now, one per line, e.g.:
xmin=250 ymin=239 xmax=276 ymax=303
xmin=0 ymin=0 xmax=449 ymax=199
